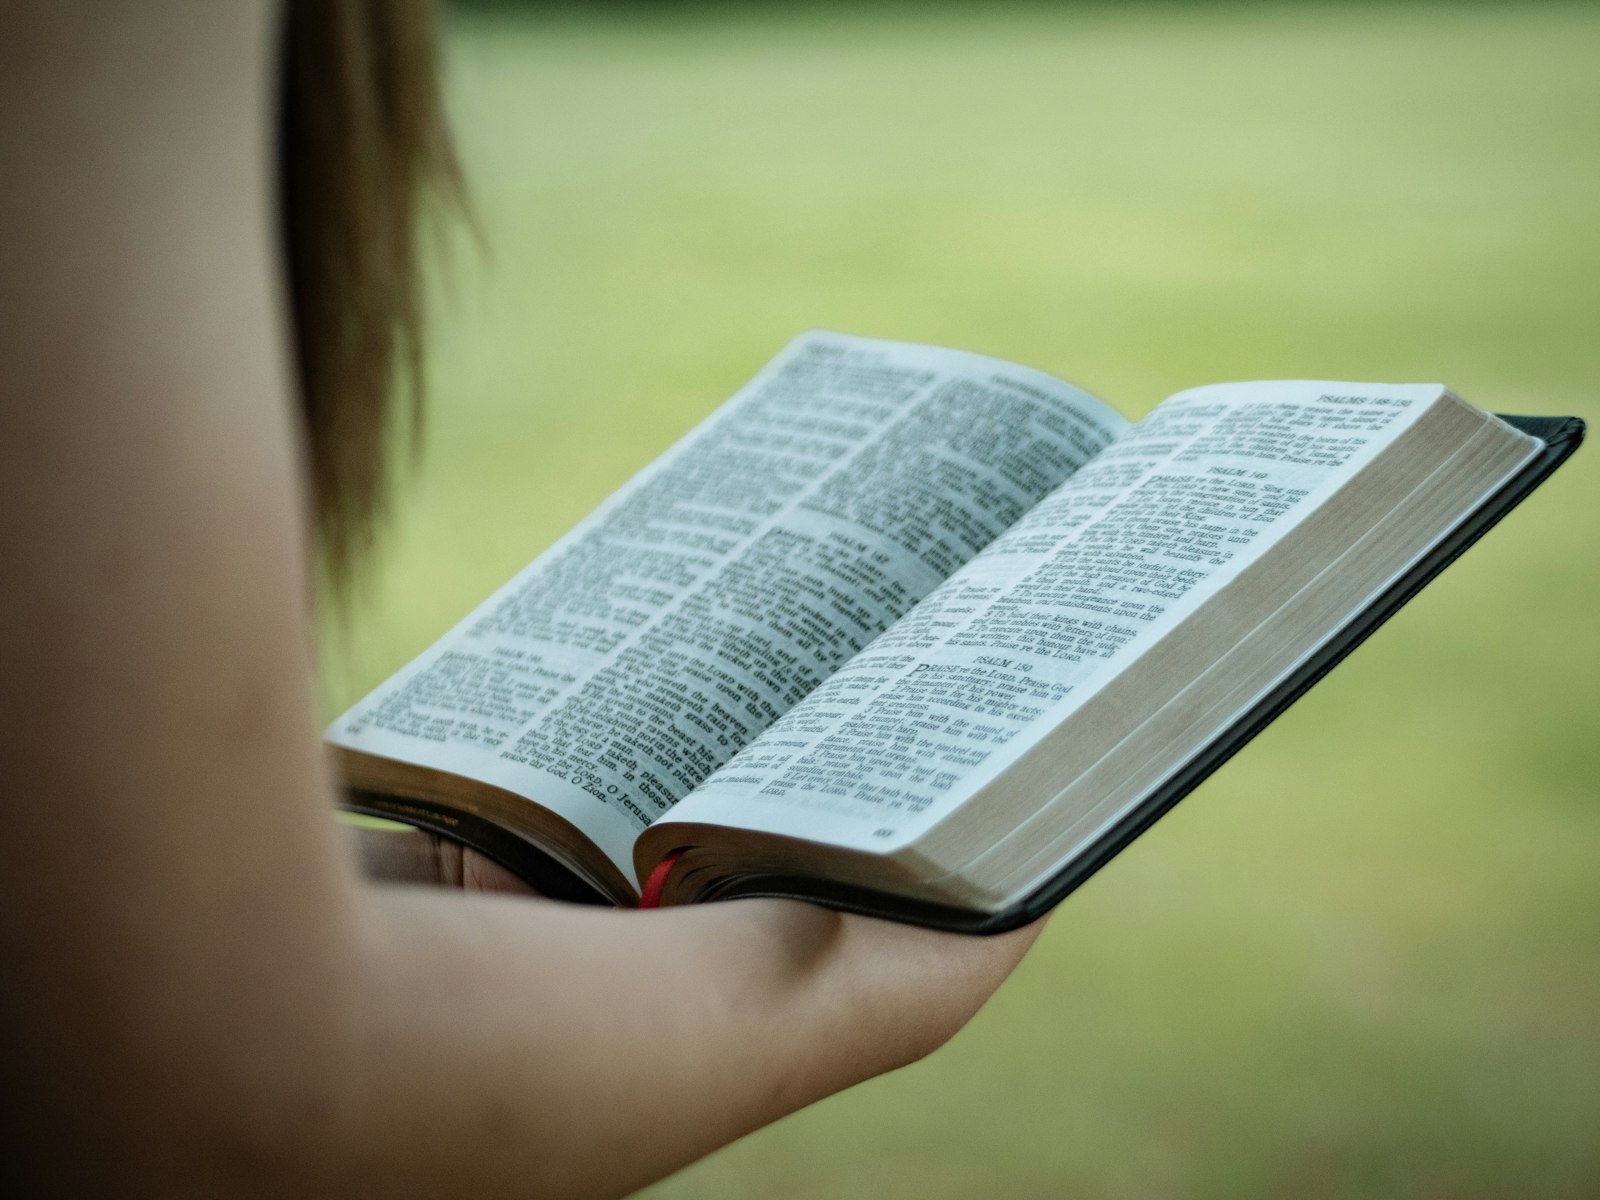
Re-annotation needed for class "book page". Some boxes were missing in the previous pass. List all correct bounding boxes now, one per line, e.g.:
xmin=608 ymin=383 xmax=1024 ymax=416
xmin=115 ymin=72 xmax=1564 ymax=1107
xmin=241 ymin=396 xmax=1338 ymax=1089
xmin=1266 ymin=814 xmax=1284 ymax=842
xmin=662 ymin=381 xmax=1454 ymax=854
xmin=328 ymin=332 xmax=1125 ymax=877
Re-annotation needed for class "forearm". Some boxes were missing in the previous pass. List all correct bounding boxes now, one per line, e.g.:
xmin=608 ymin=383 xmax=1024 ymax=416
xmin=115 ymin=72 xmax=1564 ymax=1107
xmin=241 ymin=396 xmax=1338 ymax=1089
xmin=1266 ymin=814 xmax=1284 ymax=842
xmin=331 ymin=889 xmax=1028 ymax=1200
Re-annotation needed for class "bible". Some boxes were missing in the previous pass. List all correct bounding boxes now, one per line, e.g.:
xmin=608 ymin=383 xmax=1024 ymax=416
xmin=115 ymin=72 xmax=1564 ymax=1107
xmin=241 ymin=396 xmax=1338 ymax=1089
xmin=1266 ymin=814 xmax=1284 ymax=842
xmin=329 ymin=331 xmax=1581 ymax=932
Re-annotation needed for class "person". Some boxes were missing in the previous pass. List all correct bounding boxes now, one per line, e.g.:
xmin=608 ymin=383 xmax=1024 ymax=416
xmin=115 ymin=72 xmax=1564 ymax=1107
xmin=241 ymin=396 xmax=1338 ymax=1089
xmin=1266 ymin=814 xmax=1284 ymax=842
xmin=0 ymin=3 xmax=1042 ymax=1197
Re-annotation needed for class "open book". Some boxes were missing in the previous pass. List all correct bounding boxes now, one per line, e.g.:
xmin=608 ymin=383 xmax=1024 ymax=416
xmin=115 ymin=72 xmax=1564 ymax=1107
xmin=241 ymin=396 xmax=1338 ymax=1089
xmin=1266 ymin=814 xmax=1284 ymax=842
xmin=330 ymin=332 xmax=1581 ymax=932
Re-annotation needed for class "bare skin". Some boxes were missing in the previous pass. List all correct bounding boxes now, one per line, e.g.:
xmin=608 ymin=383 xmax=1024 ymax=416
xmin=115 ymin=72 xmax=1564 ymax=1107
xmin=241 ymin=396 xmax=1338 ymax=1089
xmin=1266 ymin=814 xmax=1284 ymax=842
xmin=353 ymin=825 xmax=542 ymax=894
xmin=0 ymin=4 xmax=1040 ymax=1197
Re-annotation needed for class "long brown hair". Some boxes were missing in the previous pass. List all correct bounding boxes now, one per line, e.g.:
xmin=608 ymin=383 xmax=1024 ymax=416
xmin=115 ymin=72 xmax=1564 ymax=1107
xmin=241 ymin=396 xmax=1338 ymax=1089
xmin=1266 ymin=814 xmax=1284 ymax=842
xmin=278 ymin=0 xmax=462 ymax=581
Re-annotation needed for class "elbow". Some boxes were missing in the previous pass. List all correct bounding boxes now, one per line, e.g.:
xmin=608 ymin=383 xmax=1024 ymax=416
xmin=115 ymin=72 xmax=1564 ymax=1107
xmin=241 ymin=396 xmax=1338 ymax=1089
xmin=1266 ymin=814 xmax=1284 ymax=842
xmin=1 ymin=919 xmax=368 ymax=1197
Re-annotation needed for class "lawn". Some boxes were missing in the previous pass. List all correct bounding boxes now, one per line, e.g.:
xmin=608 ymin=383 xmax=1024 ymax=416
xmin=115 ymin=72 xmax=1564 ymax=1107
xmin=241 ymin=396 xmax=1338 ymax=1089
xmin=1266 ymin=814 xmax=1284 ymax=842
xmin=320 ymin=5 xmax=1600 ymax=1196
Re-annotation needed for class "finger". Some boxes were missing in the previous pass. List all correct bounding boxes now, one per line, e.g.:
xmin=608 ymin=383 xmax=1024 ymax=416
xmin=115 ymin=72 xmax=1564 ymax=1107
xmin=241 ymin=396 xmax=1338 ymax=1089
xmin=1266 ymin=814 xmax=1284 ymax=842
xmin=461 ymin=848 xmax=542 ymax=895
xmin=352 ymin=826 xmax=453 ymax=884
xmin=349 ymin=826 xmax=541 ymax=895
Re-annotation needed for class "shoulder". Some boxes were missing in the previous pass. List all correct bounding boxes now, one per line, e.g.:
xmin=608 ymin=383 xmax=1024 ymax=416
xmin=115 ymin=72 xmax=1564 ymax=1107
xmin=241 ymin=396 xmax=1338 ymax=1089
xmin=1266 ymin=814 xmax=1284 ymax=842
xmin=0 ymin=3 xmax=281 ymax=266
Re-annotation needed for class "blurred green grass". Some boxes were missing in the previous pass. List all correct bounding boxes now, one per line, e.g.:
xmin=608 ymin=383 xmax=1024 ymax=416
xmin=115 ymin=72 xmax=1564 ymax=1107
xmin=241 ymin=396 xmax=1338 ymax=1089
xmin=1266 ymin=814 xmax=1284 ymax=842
xmin=319 ymin=4 xmax=1600 ymax=1196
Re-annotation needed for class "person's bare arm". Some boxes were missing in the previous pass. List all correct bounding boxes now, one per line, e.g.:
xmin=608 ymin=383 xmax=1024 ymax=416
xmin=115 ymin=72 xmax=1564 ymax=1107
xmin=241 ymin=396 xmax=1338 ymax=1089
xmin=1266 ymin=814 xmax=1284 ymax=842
xmin=0 ymin=6 xmax=1038 ymax=1198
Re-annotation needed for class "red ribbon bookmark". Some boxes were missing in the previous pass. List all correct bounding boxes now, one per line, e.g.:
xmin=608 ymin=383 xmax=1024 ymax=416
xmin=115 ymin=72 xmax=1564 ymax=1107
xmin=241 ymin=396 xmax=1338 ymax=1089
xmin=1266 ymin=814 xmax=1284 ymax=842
xmin=638 ymin=847 xmax=689 ymax=909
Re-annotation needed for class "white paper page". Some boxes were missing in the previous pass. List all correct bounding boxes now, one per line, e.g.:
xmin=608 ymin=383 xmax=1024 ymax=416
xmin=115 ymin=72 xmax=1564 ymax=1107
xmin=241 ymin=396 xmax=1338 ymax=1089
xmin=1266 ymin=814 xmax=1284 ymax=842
xmin=328 ymin=332 xmax=1125 ymax=880
xmin=663 ymin=381 xmax=1449 ymax=853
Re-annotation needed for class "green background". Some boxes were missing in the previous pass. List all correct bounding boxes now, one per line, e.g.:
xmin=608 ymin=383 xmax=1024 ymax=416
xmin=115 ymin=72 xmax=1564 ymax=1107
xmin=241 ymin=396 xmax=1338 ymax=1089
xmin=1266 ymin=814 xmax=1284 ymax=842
xmin=320 ymin=5 xmax=1600 ymax=1196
